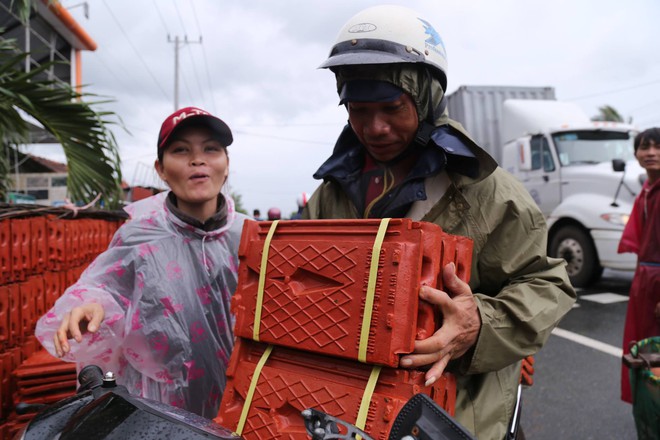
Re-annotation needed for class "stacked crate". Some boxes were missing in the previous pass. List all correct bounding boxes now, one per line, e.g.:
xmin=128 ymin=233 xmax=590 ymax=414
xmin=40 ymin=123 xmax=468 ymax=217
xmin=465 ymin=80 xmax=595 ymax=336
xmin=0 ymin=206 xmax=125 ymax=437
xmin=215 ymin=218 xmax=473 ymax=439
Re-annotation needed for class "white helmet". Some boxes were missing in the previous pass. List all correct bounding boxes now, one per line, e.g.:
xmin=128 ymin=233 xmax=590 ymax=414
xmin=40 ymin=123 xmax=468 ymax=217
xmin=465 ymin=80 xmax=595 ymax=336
xmin=296 ymin=192 xmax=309 ymax=208
xmin=320 ymin=5 xmax=448 ymax=91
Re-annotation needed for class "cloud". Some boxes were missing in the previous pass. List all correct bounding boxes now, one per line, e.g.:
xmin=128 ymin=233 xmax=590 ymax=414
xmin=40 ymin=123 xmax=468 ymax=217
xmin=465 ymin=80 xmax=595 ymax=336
xmin=48 ymin=0 xmax=660 ymax=214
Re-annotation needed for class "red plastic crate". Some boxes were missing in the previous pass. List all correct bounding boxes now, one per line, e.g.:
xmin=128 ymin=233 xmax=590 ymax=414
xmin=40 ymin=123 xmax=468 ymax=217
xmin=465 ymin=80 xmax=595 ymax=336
xmin=0 ymin=285 xmax=8 ymax=347
xmin=29 ymin=217 xmax=48 ymax=276
xmin=46 ymin=216 xmax=67 ymax=271
xmin=232 ymin=219 xmax=472 ymax=367
xmin=43 ymin=271 xmax=62 ymax=310
xmin=0 ymin=220 xmax=11 ymax=284
xmin=8 ymin=283 xmax=20 ymax=347
xmin=13 ymin=349 xmax=76 ymax=379
xmin=0 ymin=351 xmax=13 ymax=417
xmin=18 ymin=279 xmax=35 ymax=343
xmin=215 ymin=338 xmax=456 ymax=440
xmin=20 ymin=336 xmax=40 ymax=361
xmin=0 ymin=347 xmax=22 ymax=417
xmin=67 ymin=221 xmax=81 ymax=267
xmin=10 ymin=219 xmax=30 ymax=282
xmin=30 ymin=275 xmax=46 ymax=324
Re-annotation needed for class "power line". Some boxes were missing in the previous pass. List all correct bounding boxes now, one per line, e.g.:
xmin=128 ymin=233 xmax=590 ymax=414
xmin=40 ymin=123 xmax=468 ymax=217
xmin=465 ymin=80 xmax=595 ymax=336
xmin=183 ymin=43 xmax=206 ymax=107
xmin=101 ymin=0 xmax=169 ymax=100
xmin=152 ymin=0 xmax=170 ymax=35
xmin=171 ymin=1 xmax=206 ymax=108
xmin=233 ymin=130 xmax=333 ymax=146
xmin=171 ymin=0 xmax=187 ymax=36
xmin=566 ymin=79 xmax=660 ymax=101
xmin=190 ymin=1 xmax=216 ymax=114
xmin=167 ymin=35 xmax=202 ymax=110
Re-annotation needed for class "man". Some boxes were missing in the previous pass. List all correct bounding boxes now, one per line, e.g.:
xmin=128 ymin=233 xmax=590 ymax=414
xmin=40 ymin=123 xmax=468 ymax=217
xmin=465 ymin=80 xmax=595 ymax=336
xmin=303 ymin=5 xmax=576 ymax=439
xmin=618 ymin=127 xmax=660 ymax=405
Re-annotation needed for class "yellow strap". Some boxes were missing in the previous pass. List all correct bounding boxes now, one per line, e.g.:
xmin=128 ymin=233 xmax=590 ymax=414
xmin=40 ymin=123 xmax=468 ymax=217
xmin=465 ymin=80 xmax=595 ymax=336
xmin=358 ymin=218 xmax=390 ymax=362
xmin=355 ymin=365 xmax=382 ymax=437
xmin=254 ymin=220 xmax=279 ymax=341
xmin=235 ymin=344 xmax=274 ymax=435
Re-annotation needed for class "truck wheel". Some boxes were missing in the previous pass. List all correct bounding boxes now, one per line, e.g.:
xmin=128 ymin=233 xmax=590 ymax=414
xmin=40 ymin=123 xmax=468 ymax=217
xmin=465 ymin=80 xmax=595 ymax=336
xmin=549 ymin=226 xmax=603 ymax=288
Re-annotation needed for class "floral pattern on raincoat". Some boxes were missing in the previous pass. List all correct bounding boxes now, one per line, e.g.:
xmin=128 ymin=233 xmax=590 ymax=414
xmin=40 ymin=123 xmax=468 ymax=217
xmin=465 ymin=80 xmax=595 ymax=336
xmin=35 ymin=192 xmax=250 ymax=419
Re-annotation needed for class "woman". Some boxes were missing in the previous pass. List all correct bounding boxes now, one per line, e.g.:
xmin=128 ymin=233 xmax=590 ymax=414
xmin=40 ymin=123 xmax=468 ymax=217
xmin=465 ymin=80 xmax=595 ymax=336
xmin=36 ymin=107 xmax=249 ymax=418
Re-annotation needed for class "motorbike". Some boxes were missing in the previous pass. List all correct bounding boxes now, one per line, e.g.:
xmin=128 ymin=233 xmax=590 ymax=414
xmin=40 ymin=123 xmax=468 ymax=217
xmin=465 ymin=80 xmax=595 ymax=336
xmin=14 ymin=365 xmax=491 ymax=440
xmin=13 ymin=365 xmax=238 ymax=439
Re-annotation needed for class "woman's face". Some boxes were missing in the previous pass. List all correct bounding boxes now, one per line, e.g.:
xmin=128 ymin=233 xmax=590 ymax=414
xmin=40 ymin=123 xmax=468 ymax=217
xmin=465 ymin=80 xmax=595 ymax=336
xmin=155 ymin=125 xmax=229 ymax=221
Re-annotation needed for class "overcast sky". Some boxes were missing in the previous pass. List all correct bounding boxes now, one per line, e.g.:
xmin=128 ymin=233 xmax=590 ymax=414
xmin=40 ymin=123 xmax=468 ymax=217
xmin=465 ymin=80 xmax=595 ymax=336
xmin=29 ymin=0 xmax=660 ymax=216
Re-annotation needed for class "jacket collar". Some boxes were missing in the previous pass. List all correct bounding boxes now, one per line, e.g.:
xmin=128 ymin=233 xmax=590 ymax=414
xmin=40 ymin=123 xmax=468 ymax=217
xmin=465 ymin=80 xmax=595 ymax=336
xmin=313 ymin=122 xmax=495 ymax=184
xmin=165 ymin=192 xmax=228 ymax=232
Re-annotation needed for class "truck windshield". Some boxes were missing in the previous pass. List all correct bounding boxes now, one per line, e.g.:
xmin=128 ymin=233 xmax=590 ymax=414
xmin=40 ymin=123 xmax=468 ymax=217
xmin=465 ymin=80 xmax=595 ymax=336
xmin=552 ymin=130 xmax=635 ymax=166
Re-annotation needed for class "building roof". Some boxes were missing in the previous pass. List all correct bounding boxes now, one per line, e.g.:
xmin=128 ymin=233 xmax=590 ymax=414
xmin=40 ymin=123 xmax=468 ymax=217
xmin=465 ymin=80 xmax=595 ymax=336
xmin=10 ymin=151 xmax=68 ymax=173
xmin=36 ymin=0 xmax=97 ymax=51
xmin=28 ymin=154 xmax=68 ymax=173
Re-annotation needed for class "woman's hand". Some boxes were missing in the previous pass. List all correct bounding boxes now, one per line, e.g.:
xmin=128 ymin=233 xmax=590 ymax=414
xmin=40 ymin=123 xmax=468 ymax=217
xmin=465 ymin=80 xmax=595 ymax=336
xmin=53 ymin=303 xmax=105 ymax=357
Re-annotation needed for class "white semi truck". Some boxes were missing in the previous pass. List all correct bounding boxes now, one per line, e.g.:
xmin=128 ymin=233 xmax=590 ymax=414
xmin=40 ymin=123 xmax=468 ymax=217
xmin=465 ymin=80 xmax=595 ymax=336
xmin=447 ymin=85 xmax=646 ymax=287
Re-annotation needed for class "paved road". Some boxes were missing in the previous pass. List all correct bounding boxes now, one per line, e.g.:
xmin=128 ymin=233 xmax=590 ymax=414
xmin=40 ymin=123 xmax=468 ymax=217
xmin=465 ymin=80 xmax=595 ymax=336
xmin=521 ymin=270 xmax=638 ymax=439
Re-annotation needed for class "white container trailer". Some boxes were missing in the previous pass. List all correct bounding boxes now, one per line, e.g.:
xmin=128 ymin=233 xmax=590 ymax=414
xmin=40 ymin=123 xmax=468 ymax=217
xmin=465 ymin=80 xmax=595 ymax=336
xmin=446 ymin=85 xmax=555 ymax=164
xmin=446 ymin=86 xmax=645 ymax=287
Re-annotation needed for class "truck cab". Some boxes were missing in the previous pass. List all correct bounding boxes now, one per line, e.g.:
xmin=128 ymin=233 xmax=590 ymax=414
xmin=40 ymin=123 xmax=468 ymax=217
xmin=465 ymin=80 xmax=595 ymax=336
xmin=500 ymin=100 xmax=645 ymax=287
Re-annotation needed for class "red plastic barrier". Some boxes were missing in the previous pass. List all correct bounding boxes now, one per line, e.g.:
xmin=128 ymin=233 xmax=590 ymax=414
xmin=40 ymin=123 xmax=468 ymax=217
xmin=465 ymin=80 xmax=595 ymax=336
xmin=232 ymin=219 xmax=472 ymax=367
xmin=215 ymin=338 xmax=456 ymax=440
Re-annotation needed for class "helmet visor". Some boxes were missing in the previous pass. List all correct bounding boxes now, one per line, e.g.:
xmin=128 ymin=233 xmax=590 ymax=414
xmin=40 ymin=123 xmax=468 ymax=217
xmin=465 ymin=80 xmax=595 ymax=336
xmin=319 ymin=39 xmax=425 ymax=70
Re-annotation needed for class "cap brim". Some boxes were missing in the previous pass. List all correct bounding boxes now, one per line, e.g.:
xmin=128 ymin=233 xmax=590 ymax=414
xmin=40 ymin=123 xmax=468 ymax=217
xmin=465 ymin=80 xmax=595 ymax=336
xmin=339 ymin=79 xmax=403 ymax=105
xmin=160 ymin=114 xmax=233 ymax=149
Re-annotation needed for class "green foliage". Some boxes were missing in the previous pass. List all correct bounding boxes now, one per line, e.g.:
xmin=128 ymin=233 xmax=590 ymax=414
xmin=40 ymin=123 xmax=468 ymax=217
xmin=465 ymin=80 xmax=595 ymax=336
xmin=592 ymin=105 xmax=624 ymax=123
xmin=0 ymin=37 xmax=124 ymax=208
xmin=230 ymin=191 xmax=247 ymax=214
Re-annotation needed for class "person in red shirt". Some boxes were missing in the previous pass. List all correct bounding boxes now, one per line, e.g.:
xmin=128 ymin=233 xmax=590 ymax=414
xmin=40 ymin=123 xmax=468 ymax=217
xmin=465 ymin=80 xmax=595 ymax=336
xmin=618 ymin=127 xmax=660 ymax=403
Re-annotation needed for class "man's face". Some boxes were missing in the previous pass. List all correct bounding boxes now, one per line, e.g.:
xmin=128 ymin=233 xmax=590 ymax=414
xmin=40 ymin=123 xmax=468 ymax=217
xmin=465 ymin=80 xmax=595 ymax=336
xmin=347 ymin=93 xmax=419 ymax=162
xmin=636 ymin=139 xmax=660 ymax=180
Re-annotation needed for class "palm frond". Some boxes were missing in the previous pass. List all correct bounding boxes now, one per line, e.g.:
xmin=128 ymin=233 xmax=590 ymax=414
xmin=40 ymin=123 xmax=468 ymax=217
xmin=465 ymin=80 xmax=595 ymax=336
xmin=0 ymin=37 xmax=124 ymax=208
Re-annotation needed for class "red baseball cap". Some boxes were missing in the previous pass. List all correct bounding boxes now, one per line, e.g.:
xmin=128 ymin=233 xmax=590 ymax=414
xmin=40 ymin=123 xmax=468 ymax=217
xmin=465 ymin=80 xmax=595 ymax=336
xmin=157 ymin=107 xmax=233 ymax=150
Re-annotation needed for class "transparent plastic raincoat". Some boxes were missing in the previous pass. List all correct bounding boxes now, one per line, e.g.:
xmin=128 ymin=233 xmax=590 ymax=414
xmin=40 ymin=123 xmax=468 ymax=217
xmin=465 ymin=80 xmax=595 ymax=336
xmin=36 ymin=192 xmax=249 ymax=418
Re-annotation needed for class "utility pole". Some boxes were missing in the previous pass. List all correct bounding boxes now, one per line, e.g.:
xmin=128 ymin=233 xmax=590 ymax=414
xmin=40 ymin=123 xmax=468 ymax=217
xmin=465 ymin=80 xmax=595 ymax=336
xmin=167 ymin=35 xmax=202 ymax=111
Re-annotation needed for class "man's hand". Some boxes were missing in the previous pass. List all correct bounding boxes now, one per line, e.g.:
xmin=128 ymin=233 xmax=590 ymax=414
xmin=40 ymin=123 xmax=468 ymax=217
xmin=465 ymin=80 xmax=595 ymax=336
xmin=399 ymin=262 xmax=481 ymax=386
xmin=53 ymin=303 xmax=105 ymax=357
